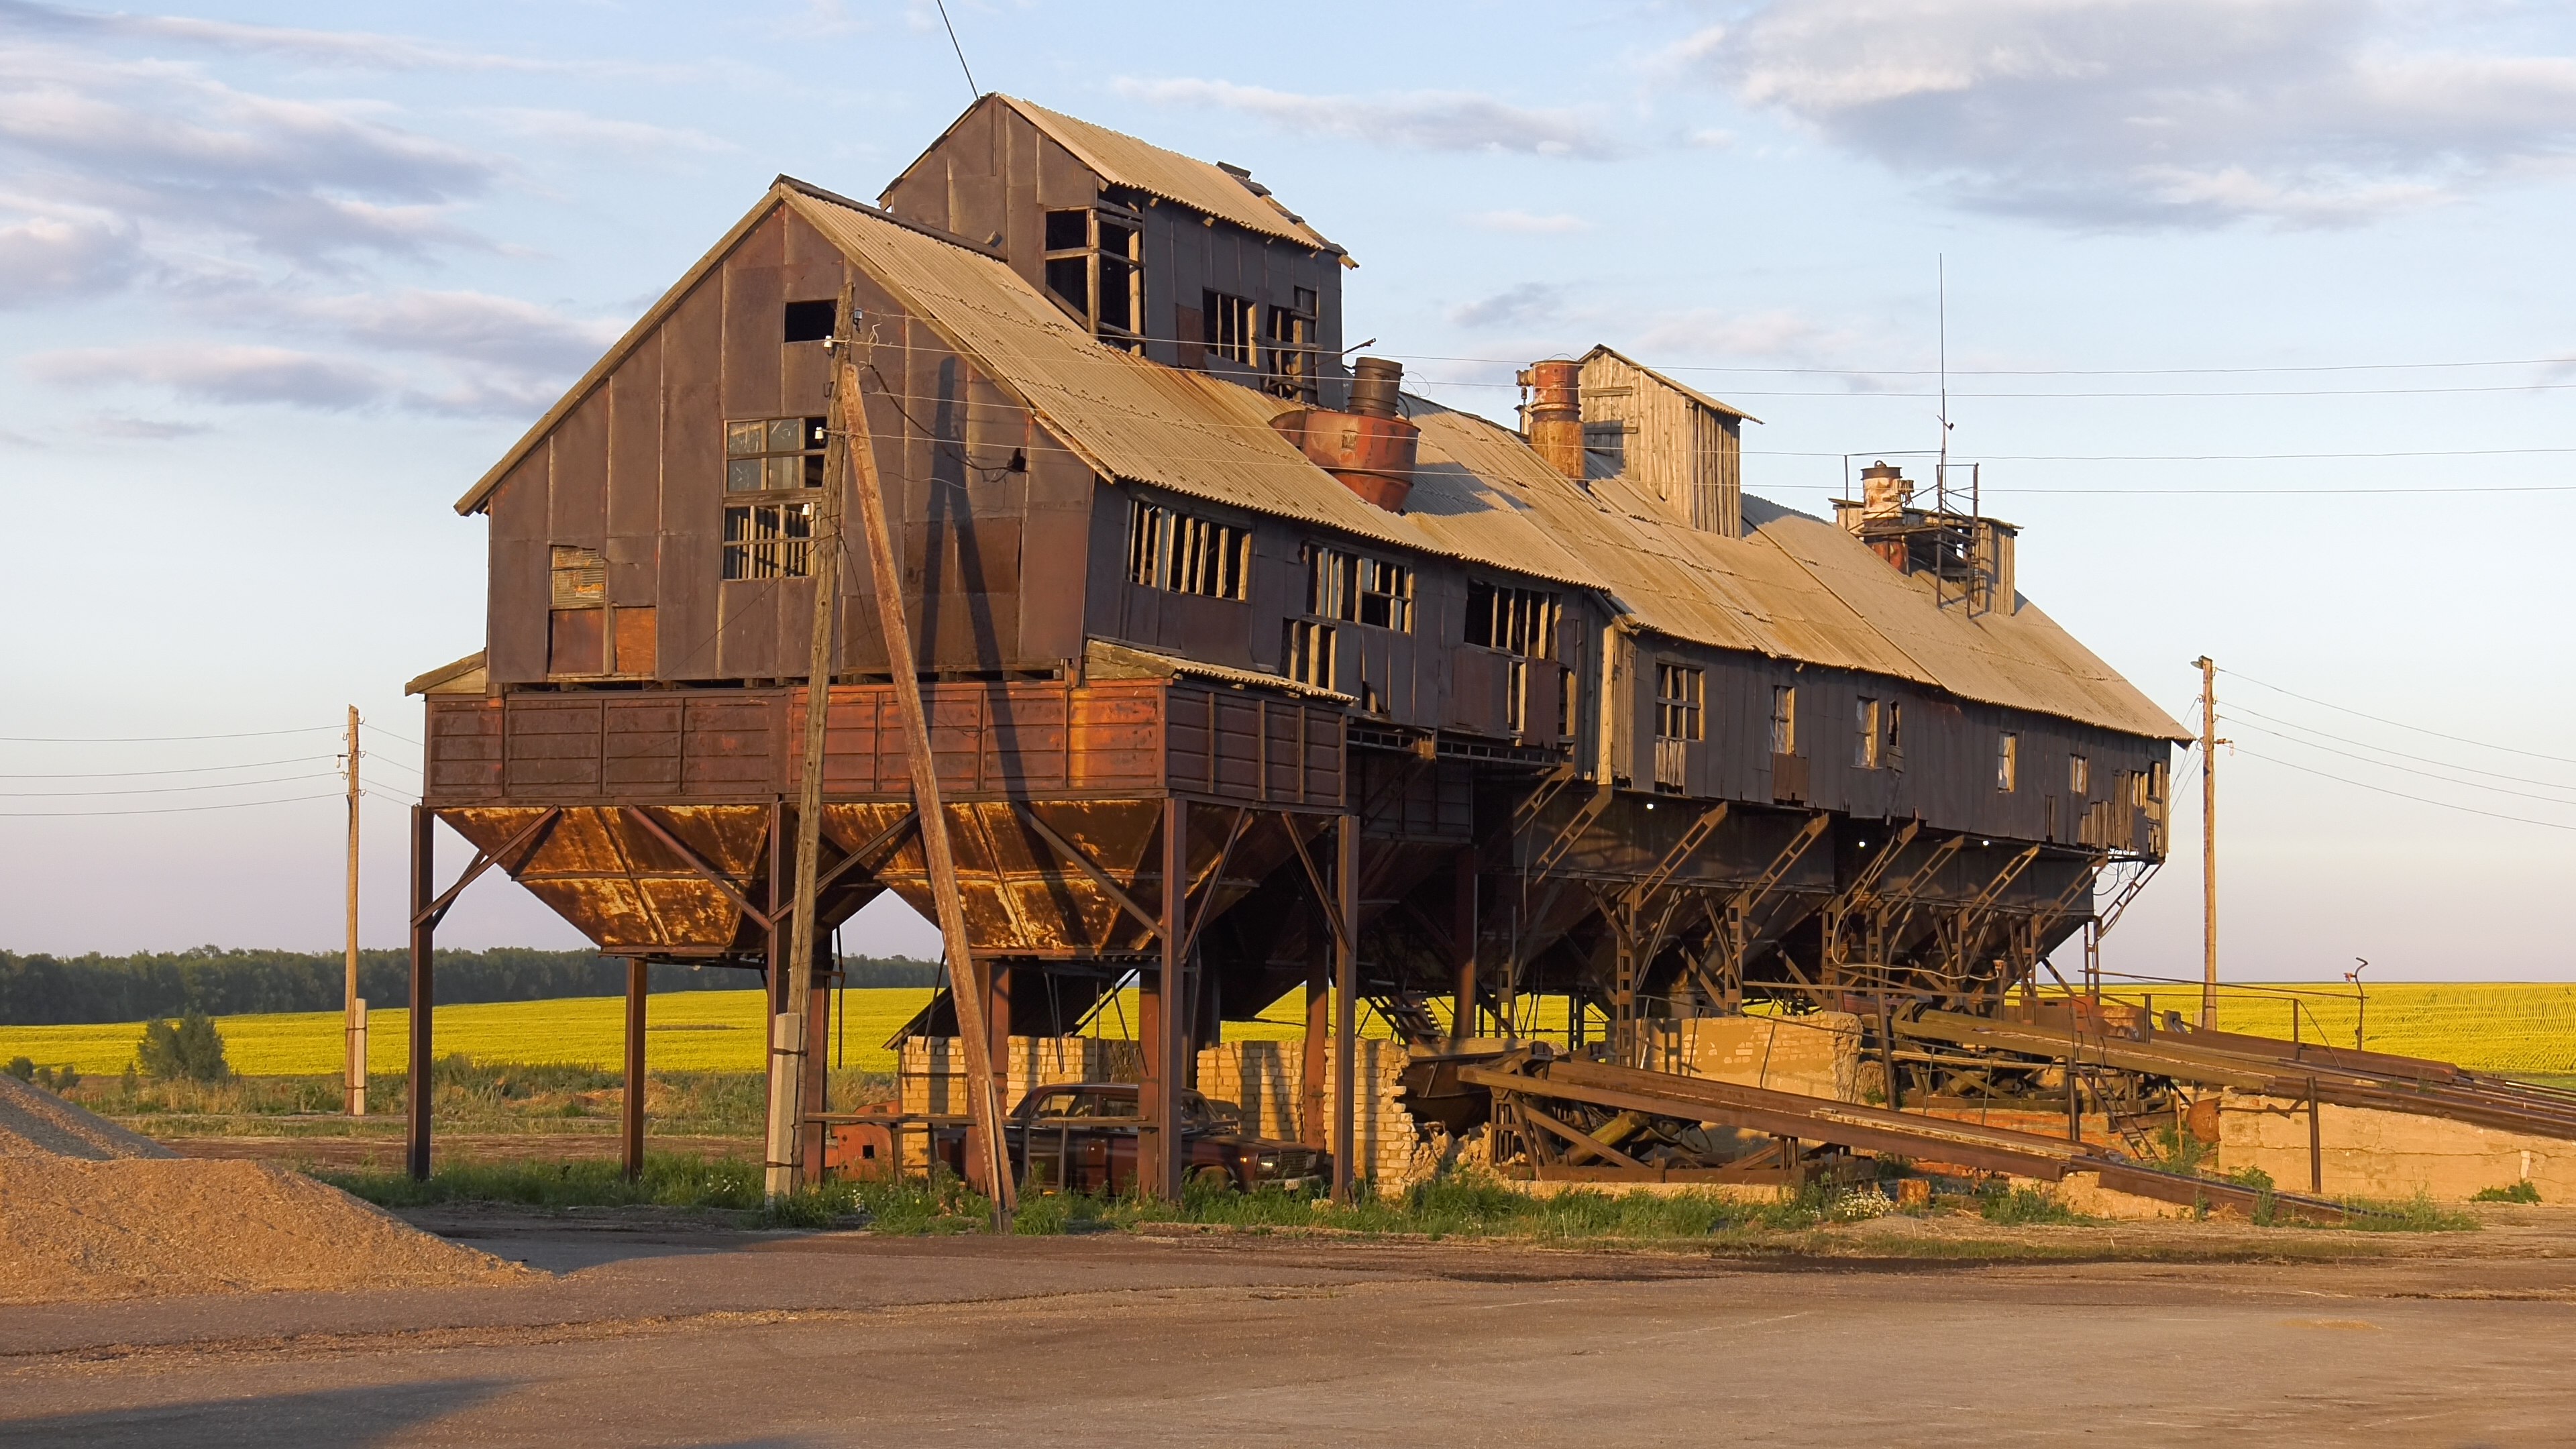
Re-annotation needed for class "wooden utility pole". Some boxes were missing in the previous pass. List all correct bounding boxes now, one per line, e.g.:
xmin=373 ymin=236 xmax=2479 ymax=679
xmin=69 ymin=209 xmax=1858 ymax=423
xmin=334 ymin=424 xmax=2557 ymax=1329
xmin=2195 ymin=656 xmax=2221 ymax=1029
xmin=833 ymin=300 xmax=1014 ymax=1225
xmin=343 ymin=705 xmax=366 ymax=1116
xmin=767 ymin=292 xmax=853 ymax=1202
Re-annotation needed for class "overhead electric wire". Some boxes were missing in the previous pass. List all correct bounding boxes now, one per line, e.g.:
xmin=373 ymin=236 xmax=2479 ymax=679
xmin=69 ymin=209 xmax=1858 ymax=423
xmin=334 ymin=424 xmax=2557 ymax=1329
xmin=0 ymin=771 xmax=343 ymax=798
xmin=364 ymin=723 xmax=426 ymax=750
xmin=1378 ymin=350 xmax=2576 ymax=378
xmin=2220 ymin=718 xmax=2576 ymax=806
xmin=0 ymin=754 xmax=335 ymax=780
xmin=0 ymin=725 xmax=340 ymax=743
xmin=2221 ymin=703 xmax=2576 ymax=790
xmin=2220 ymin=667 xmax=2576 ymax=766
xmin=2234 ymin=748 xmax=2576 ymax=833
xmin=0 ymin=792 xmax=347 ymax=819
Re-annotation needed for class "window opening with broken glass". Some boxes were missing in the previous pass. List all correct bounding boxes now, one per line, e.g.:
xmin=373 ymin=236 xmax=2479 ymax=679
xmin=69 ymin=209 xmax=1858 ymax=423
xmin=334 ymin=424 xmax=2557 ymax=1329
xmin=1126 ymin=499 xmax=1250 ymax=600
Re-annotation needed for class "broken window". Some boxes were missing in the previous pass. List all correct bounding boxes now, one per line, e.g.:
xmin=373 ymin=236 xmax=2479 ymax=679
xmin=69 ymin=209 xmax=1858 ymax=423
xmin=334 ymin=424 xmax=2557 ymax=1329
xmin=1464 ymin=582 xmax=1557 ymax=657
xmin=782 ymin=299 xmax=836 ymax=343
xmin=722 ymin=502 xmax=812 ymax=580
xmin=1770 ymin=686 xmax=1796 ymax=757
xmin=1996 ymin=732 xmax=2020 ymax=792
xmin=1126 ymin=498 xmax=1249 ymax=600
xmin=1885 ymin=700 xmax=1903 ymax=765
xmin=1203 ymin=290 xmax=1256 ymax=366
xmin=1655 ymin=663 xmax=1705 ymax=741
xmin=1042 ymin=206 xmax=1146 ymax=350
xmin=1283 ymin=619 xmax=1336 ymax=689
xmin=725 ymin=416 xmax=826 ymax=493
xmin=1263 ymin=289 xmax=1316 ymax=400
xmin=1583 ymin=421 xmax=1627 ymax=479
xmin=1856 ymin=697 xmax=1882 ymax=769
xmin=1304 ymin=546 xmax=1411 ymax=631
xmin=2070 ymin=753 xmax=2090 ymax=796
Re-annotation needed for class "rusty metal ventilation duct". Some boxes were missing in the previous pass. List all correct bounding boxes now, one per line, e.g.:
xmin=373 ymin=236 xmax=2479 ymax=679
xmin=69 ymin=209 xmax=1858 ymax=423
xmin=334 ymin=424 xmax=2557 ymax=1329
xmin=1271 ymin=356 xmax=1420 ymax=511
xmin=1517 ymin=359 xmax=1583 ymax=482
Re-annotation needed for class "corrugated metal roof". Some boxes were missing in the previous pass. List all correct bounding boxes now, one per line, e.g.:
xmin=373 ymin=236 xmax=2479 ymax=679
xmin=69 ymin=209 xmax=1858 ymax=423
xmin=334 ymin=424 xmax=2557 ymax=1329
xmin=997 ymin=96 xmax=1343 ymax=257
xmin=461 ymin=175 xmax=2178 ymax=742
xmin=1579 ymin=344 xmax=1760 ymax=423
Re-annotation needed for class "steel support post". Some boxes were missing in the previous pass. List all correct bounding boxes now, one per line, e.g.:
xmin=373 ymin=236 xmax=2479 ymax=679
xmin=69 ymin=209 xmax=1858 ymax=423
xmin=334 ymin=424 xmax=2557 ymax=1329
xmin=623 ymin=957 xmax=647 ymax=1181
xmin=1451 ymin=845 xmax=1477 ymax=1042
xmin=802 ymin=951 xmax=833 ymax=1179
xmin=1302 ymin=899 xmax=1330 ymax=1150
xmin=405 ymin=806 xmax=435 ymax=1181
xmin=1145 ymin=798 xmax=1189 ymax=1199
xmin=1333 ymin=812 xmax=1358 ymax=1203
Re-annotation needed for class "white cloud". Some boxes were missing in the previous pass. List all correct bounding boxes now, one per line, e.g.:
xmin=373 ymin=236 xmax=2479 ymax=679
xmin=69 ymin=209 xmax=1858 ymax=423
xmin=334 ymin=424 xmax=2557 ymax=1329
xmin=1470 ymin=209 xmax=1594 ymax=233
xmin=29 ymin=343 xmax=388 ymax=408
xmin=0 ymin=45 xmax=502 ymax=264
xmin=0 ymin=209 xmax=139 ymax=305
xmin=1115 ymin=78 xmax=1629 ymax=160
xmin=1450 ymin=282 xmax=1565 ymax=329
xmin=475 ymin=107 xmax=735 ymax=159
xmin=1 ymin=0 xmax=587 ymax=72
xmin=1674 ymin=0 xmax=2576 ymax=228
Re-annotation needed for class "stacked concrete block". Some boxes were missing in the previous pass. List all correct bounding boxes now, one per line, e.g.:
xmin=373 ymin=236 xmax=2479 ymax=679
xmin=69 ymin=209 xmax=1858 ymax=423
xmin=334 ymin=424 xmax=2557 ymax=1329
xmin=2218 ymin=1091 xmax=2573 ymax=1203
xmin=1674 ymin=1012 xmax=1862 ymax=1102
xmin=1195 ymin=1038 xmax=1434 ymax=1189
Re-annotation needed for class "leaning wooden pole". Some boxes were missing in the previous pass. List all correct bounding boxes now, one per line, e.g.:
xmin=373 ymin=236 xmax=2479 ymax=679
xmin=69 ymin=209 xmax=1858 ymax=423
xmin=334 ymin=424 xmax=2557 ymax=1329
xmin=834 ymin=309 xmax=1015 ymax=1224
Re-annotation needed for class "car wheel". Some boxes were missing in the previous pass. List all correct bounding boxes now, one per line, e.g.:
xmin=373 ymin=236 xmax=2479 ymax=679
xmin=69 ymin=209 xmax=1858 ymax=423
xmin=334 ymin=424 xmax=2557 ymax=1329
xmin=1189 ymin=1165 xmax=1233 ymax=1193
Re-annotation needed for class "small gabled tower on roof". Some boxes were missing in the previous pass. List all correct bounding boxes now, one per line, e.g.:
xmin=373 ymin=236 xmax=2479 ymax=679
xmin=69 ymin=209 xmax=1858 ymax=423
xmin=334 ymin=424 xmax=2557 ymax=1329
xmin=881 ymin=94 xmax=1350 ymax=402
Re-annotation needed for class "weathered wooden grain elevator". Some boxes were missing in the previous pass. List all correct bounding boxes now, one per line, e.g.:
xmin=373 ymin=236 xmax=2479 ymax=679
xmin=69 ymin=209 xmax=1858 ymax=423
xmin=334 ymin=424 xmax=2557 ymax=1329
xmin=403 ymin=94 xmax=2186 ymax=1201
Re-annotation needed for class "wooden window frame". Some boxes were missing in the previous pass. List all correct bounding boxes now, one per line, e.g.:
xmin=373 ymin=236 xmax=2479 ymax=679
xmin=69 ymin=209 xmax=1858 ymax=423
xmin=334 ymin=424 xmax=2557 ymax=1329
xmin=1654 ymin=663 xmax=1704 ymax=742
xmin=1996 ymin=732 xmax=2020 ymax=793
xmin=1304 ymin=545 xmax=1412 ymax=633
xmin=1770 ymin=686 xmax=1796 ymax=757
xmin=722 ymin=501 xmax=814 ymax=581
xmin=1126 ymin=498 xmax=1250 ymax=600
xmin=1043 ymin=204 xmax=1147 ymax=352
xmin=1855 ymin=697 xmax=1882 ymax=769
xmin=1203 ymin=289 xmax=1256 ymax=366
xmin=724 ymin=415 xmax=827 ymax=495
xmin=1283 ymin=619 xmax=1336 ymax=689
xmin=1464 ymin=581 xmax=1558 ymax=659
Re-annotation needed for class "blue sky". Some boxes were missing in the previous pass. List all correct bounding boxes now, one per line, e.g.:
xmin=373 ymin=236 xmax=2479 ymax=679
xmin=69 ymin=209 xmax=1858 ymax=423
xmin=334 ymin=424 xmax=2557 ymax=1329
xmin=2 ymin=0 xmax=2572 ymax=985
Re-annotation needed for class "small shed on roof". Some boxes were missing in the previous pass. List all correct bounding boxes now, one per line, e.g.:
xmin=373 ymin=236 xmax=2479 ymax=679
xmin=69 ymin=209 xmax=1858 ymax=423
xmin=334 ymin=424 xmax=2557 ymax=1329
xmin=1574 ymin=345 xmax=1758 ymax=540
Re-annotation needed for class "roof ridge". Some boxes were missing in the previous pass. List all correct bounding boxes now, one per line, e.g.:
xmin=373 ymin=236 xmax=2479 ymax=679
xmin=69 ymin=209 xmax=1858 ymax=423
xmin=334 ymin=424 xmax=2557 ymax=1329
xmin=773 ymin=174 xmax=1006 ymax=260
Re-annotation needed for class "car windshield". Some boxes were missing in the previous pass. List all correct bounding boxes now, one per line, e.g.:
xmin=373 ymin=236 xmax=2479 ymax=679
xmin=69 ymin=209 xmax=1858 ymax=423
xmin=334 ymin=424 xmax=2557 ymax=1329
xmin=1073 ymin=1090 xmax=1140 ymax=1120
xmin=1022 ymin=1091 xmax=1081 ymax=1119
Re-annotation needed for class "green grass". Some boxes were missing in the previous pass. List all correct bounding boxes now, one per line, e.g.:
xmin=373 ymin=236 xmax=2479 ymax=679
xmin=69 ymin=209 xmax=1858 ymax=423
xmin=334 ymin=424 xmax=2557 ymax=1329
xmin=319 ymin=1152 xmax=991 ymax=1232
xmin=2472 ymin=1180 xmax=2543 ymax=1203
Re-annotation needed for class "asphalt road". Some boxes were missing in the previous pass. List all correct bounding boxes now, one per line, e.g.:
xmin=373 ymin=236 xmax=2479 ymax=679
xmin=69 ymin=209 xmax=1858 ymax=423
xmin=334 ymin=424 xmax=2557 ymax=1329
xmin=7 ymin=1216 xmax=2574 ymax=1446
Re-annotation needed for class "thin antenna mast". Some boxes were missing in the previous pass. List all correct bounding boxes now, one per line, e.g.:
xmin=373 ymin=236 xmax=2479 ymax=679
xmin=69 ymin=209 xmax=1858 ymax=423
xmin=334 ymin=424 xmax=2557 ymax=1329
xmin=935 ymin=0 xmax=979 ymax=102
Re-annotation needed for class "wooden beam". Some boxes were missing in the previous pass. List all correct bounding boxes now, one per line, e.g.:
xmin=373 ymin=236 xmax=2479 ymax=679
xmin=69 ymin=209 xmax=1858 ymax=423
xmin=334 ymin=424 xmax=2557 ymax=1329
xmin=1513 ymin=1099 xmax=1650 ymax=1171
xmin=840 ymin=321 xmax=1012 ymax=1224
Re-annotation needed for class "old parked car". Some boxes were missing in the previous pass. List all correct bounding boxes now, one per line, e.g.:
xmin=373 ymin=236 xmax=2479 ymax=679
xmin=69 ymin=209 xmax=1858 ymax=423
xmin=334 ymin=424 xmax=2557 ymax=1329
xmin=935 ymin=1082 xmax=1328 ymax=1195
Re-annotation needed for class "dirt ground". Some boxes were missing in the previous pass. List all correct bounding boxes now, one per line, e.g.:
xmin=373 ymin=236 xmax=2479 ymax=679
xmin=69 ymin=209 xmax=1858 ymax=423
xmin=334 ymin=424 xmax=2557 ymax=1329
xmin=5 ymin=1201 xmax=2576 ymax=1446
xmin=164 ymin=1134 xmax=755 ymax=1170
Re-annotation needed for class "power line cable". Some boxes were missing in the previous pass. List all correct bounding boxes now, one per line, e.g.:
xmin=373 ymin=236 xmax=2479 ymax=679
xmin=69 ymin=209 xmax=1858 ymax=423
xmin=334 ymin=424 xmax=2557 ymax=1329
xmin=2222 ymin=718 xmax=2576 ymax=806
xmin=934 ymin=0 xmax=978 ymax=101
xmin=2221 ymin=703 xmax=2576 ymax=790
xmin=2235 ymin=748 xmax=2576 ymax=832
xmin=2220 ymin=668 xmax=2576 ymax=765
xmin=0 ymin=792 xmax=345 ymax=819
xmin=0 ymin=726 xmax=339 ymax=743
xmin=364 ymin=723 xmax=426 ymax=749
xmin=0 ymin=771 xmax=342 ymax=798
xmin=0 ymin=755 xmax=335 ymax=780
xmin=1377 ymin=350 xmax=2576 ymax=378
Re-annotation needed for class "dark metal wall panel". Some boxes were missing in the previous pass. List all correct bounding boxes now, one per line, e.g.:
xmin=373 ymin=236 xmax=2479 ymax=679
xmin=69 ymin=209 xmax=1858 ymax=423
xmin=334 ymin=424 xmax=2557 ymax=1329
xmin=719 ymin=213 xmax=786 ymax=423
xmin=656 ymin=276 xmax=724 ymax=682
xmin=605 ymin=333 xmax=662 ymax=616
xmin=486 ymin=453 xmax=553 ymax=685
xmin=425 ymin=699 xmax=504 ymax=797
xmin=547 ymin=391 xmax=609 ymax=549
xmin=716 ymin=578 xmax=781 ymax=679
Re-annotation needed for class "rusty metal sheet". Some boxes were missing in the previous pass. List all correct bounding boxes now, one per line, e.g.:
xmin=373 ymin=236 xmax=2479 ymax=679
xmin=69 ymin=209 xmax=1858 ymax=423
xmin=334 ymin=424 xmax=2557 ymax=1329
xmin=989 ymin=96 xmax=1340 ymax=254
xmin=438 ymin=804 xmax=761 ymax=952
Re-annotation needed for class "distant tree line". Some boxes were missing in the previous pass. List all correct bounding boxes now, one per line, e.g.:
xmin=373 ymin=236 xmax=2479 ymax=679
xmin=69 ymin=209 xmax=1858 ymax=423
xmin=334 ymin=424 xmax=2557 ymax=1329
xmin=0 ymin=946 xmax=941 ymax=1026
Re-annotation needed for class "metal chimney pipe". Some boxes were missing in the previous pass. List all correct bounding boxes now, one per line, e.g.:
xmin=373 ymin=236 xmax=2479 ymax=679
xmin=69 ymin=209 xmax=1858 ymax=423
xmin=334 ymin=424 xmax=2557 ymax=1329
xmin=1348 ymin=356 xmax=1404 ymax=419
xmin=1519 ymin=360 xmax=1583 ymax=482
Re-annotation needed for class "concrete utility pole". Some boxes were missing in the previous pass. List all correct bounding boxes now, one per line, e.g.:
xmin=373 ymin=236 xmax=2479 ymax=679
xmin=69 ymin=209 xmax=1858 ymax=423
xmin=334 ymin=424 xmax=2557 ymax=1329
xmin=2194 ymin=657 xmax=2222 ymax=1029
xmin=769 ymin=291 xmax=853 ymax=1202
xmin=344 ymin=705 xmax=367 ymax=1116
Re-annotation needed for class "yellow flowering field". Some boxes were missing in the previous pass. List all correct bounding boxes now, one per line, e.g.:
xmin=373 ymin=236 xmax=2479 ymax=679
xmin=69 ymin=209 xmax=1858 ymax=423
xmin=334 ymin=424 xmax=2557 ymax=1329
xmin=11 ymin=981 xmax=2559 ymax=1079
xmin=0 ymin=985 xmax=1356 ymax=1079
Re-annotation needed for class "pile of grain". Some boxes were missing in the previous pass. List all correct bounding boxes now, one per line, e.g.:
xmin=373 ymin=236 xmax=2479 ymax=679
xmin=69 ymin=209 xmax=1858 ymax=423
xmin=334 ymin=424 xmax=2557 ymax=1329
xmin=0 ymin=1075 xmax=522 ymax=1304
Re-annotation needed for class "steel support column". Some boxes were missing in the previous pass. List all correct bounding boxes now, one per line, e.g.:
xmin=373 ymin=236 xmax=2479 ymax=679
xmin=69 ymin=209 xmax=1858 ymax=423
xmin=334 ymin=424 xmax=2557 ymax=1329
xmin=405 ymin=806 xmax=435 ymax=1181
xmin=1144 ymin=798 xmax=1189 ymax=1199
xmin=1451 ymin=845 xmax=1477 ymax=1042
xmin=1333 ymin=812 xmax=1358 ymax=1202
xmin=1302 ymin=898 xmax=1330 ymax=1150
xmin=623 ymin=957 xmax=647 ymax=1180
